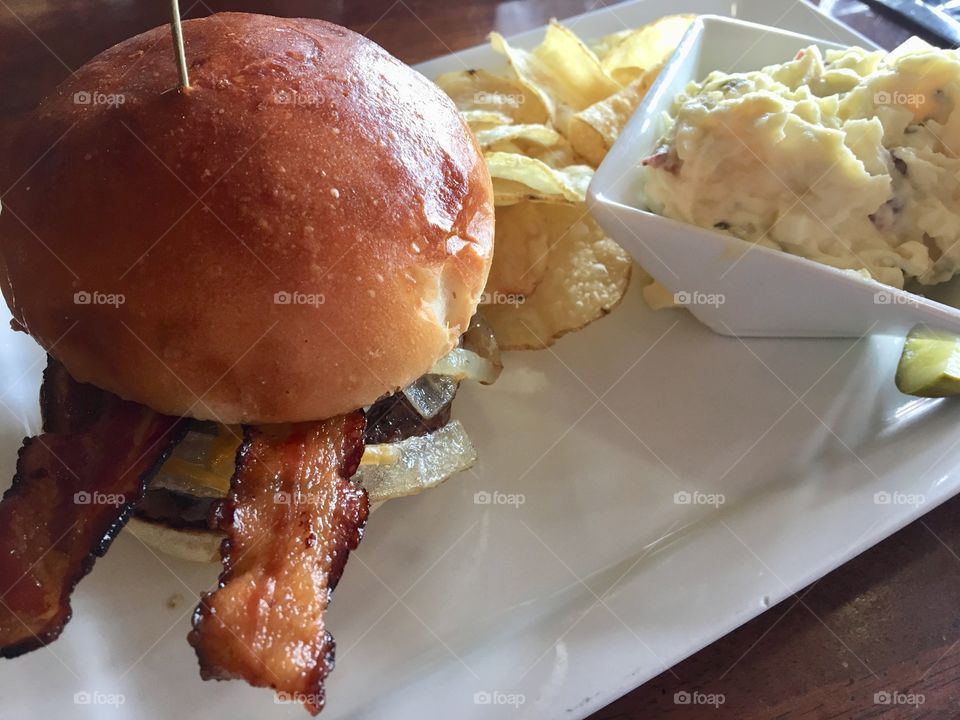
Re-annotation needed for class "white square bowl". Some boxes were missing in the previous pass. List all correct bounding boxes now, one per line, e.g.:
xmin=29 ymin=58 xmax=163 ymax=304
xmin=588 ymin=15 xmax=960 ymax=338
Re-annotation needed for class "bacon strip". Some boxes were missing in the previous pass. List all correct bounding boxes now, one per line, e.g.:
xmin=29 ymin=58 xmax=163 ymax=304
xmin=39 ymin=357 xmax=109 ymax=434
xmin=0 ymin=359 xmax=186 ymax=657
xmin=189 ymin=412 xmax=367 ymax=715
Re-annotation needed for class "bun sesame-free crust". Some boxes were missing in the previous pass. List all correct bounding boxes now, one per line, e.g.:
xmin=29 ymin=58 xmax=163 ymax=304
xmin=0 ymin=13 xmax=493 ymax=423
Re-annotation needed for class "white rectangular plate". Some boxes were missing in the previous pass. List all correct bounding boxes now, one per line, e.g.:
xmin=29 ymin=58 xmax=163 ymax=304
xmin=2 ymin=3 xmax=943 ymax=720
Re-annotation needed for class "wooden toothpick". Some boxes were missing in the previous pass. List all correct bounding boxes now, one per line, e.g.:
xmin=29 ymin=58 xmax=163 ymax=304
xmin=169 ymin=0 xmax=189 ymax=89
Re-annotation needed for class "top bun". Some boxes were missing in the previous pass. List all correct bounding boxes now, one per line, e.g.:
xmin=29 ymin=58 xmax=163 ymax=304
xmin=0 ymin=13 xmax=493 ymax=423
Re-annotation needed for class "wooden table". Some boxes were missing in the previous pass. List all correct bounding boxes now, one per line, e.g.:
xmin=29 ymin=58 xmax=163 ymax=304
xmin=0 ymin=1 xmax=955 ymax=718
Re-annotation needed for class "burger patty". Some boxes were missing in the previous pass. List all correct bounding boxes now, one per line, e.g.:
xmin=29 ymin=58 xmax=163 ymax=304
xmin=135 ymin=488 xmax=218 ymax=531
xmin=363 ymin=386 xmax=454 ymax=444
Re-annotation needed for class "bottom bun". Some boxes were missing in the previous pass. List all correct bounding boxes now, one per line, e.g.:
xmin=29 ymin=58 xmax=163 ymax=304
xmin=126 ymin=517 xmax=223 ymax=563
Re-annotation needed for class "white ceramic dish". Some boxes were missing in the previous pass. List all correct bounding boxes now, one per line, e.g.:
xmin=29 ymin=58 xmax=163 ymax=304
xmin=4 ymin=4 xmax=949 ymax=720
xmin=588 ymin=15 xmax=960 ymax=339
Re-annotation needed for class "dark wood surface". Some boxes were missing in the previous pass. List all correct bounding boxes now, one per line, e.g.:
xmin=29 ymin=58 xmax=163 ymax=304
xmin=0 ymin=1 xmax=956 ymax=718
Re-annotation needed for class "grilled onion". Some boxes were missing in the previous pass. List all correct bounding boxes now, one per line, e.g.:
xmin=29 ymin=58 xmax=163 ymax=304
xmin=354 ymin=420 xmax=477 ymax=503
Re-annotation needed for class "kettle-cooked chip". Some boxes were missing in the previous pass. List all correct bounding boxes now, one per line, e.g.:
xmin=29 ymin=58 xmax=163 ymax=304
xmin=484 ymin=202 xmax=551 ymax=297
xmin=486 ymin=152 xmax=593 ymax=204
xmin=474 ymin=123 xmax=564 ymax=150
xmin=568 ymin=66 xmax=660 ymax=167
xmin=484 ymin=205 xmax=633 ymax=349
xmin=488 ymin=138 xmax=581 ymax=170
xmin=487 ymin=141 xmax=525 ymax=155
xmin=460 ymin=109 xmax=514 ymax=129
xmin=531 ymin=142 xmax=580 ymax=169
xmin=490 ymin=21 xmax=620 ymax=132
xmin=598 ymin=14 xmax=695 ymax=83
xmin=492 ymin=179 xmax=568 ymax=206
xmin=435 ymin=68 xmax=548 ymax=123
xmin=591 ymin=28 xmax=632 ymax=60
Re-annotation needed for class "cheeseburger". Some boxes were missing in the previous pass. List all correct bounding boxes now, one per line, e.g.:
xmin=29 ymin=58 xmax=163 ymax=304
xmin=0 ymin=12 xmax=495 ymax=714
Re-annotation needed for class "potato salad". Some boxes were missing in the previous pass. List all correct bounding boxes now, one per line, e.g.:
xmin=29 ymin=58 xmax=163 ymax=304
xmin=641 ymin=39 xmax=960 ymax=289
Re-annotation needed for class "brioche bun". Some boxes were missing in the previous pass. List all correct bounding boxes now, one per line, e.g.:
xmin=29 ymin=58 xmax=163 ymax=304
xmin=126 ymin=517 xmax=222 ymax=564
xmin=0 ymin=13 xmax=493 ymax=423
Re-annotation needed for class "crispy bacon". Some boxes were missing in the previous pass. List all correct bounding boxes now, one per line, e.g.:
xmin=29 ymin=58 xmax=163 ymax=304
xmin=39 ymin=356 xmax=108 ymax=433
xmin=0 ymin=359 xmax=185 ymax=657
xmin=189 ymin=411 xmax=368 ymax=715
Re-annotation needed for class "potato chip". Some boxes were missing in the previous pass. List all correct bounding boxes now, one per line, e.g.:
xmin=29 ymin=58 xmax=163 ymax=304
xmin=531 ymin=21 xmax=621 ymax=104
xmin=484 ymin=205 xmax=633 ymax=349
xmin=490 ymin=21 xmax=620 ymax=132
xmin=474 ymin=123 xmax=563 ymax=150
xmin=485 ymin=202 xmax=550 ymax=296
xmin=490 ymin=137 xmax=581 ymax=169
xmin=599 ymin=15 xmax=695 ymax=84
xmin=568 ymin=66 xmax=660 ymax=167
xmin=485 ymin=151 xmax=593 ymax=204
xmin=460 ymin=109 xmax=514 ymax=128
xmin=487 ymin=141 xmax=525 ymax=155
xmin=530 ymin=141 xmax=580 ymax=169
xmin=591 ymin=29 xmax=632 ymax=60
xmin=435 ymin=68 xmax=548 ymax=123
xmin=432 ymin=16 xmax=692 ymax=350
xmin=491 ymin=179 xmax=559 ymax=206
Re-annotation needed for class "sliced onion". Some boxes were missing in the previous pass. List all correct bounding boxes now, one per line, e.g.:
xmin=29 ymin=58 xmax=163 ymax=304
xmin=425 ymin=312 xmax=504 ymax=387
xmin=353 ymin=420 xmax=477 ymax=503
xmin=462 ymin=311 xmax=502 ymax=371
xmin=398 ymin=312 xmax=504 ymax=420
xmin=402 ymin=373 xmax=459 ymax=419
xmin=429 ymin=347 xmax=502 ymax=385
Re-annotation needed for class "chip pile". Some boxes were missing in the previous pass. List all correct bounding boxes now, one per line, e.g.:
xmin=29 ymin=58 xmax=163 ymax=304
xmin=437 ymin=15 xmax=695 ymax=349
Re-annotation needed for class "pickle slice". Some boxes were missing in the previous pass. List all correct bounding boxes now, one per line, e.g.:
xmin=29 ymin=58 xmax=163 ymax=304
xmin=896 ymin=327 xmax=960 ymax=397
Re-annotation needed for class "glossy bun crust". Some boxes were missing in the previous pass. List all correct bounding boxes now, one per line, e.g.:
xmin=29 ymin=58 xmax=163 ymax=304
xmin=0 ymin=13 xmax=493 ymax=423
